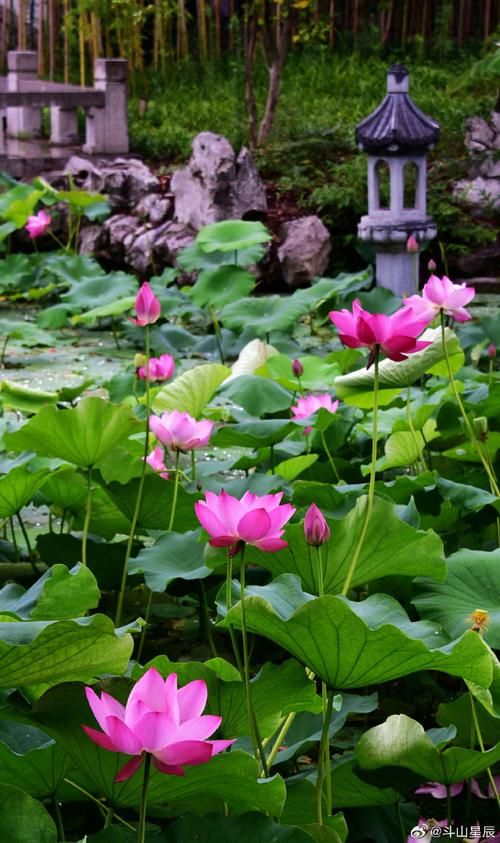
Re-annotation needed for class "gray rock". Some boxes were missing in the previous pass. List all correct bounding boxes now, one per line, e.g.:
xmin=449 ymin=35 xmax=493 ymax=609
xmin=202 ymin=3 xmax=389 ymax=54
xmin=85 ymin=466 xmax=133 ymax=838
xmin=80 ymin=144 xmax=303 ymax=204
xmin=455 ymin=111 xmax=500 ymax=215
xmin=453 ymin=177 xmax=500 ymax=214
xmin=104 ymin=214 xmax=143 ymax=261
xmin=171 ymin=132 xmax=266 ymax=230
xmin=125 ymin=221 xmax=195 ymax=274
xmin=135 ymin=193 xmax=172 ymax=225
xmin=79 ymin=223 xmax=108 ymax=256
xmin=277 ymin=216 xmax=331 ymax=287
xmin=63 ymin=155 xmax=160 ymax=211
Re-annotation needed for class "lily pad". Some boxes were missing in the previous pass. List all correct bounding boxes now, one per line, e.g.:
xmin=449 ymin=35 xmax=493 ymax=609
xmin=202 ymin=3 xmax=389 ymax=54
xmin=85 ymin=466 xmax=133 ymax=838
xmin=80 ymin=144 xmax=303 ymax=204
xmin=221 ymin=576 xmax=493 ymax=689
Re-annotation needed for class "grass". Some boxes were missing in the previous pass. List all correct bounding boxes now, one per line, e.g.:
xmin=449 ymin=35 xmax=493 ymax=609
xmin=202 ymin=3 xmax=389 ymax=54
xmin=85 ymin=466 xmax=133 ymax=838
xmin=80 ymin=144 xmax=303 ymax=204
xmin=129 ymin=47 xmax=498 ymax=269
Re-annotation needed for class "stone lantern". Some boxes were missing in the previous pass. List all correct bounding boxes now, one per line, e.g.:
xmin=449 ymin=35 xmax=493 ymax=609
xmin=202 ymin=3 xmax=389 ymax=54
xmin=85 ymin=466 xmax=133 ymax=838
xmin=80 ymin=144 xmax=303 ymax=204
xmin=356 ymin=64 xmax=440 ymax=297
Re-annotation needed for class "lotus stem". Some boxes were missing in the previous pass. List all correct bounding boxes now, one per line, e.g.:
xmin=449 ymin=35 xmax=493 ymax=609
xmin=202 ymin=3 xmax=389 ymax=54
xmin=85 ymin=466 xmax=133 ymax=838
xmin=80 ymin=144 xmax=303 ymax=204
xmin=315 ymin=688 xmax=334 ymax=825
xmin=167 ymin=450 xmax=181 ymax=532
xmin=440 ymin=313 xmax=500 ymax=497
xmin=115 ymin=326 xmax=151 ymax=627
xmin=81 ymin=467 xmax=93 ymax=568
xmin=137 ymin=753 xmax=151 ymax=843
xmin=469 ymin=692 xmax=500 ymax=807
xmin=239 ymin=548 xmax=269 ymax=776
xmin=265 ymin=710 xmax=296 ymax=769
xmin=341 ymin=350 xmax=379 ymax=596
xmin=406 ymin=387 xmax=427 ymax=473
xmin=320 ymin=430 xmax=340 ymax=483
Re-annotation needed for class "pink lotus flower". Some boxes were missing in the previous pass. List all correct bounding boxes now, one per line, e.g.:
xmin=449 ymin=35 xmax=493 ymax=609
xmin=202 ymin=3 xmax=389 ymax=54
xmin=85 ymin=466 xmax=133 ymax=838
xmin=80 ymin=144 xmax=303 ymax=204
xmin=195 ymin=489 xmax=295 ymax=553
xmin=83 ymin=668 xmax=234 ymax=781
xmin=138 ymin=354 xmax=175 ymax=382
xmin=404 ymin=274 xmax=475 ymax=323
xmin=291 ymin=394 xmax=339 ymax=421
xmin=304 ymin=503 xmax=330 ymax=546
xmin=329 ymin=299 xmax=431 ymax=366
xmin=415 ymin=781 xmax=464 ymax=799
xmin=149 ymin=411 xmax=213 ymax=452
xmin=25 ymin=209 xmax=51 ymax=238
xmin=407 ymin=234 xmax=419 ymax=253
xmin=130 ymin=282 xmax=161 ymax=326
xmin=145 ymin=446 xmax=170 ymax=480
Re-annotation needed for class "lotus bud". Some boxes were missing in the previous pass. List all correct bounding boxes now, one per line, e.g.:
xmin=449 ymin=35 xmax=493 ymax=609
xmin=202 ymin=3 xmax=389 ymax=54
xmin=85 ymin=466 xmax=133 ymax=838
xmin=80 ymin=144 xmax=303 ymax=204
xmin=130 ymin=282 xmax=161 ymax=326
xmin=427 ymin=258 xmax=437 ymax=273
xmin=134 ymin=353 xmax=148 ymax=370
xmin=292 ymin=358 xmax=304 ymax=378
xmin=406 ymin=234 xmax=419 ymax=254
xmin=304 ymin=503 xmax=330 ymax=547
xmin=487 ymin=343 xmax=496 ymax=359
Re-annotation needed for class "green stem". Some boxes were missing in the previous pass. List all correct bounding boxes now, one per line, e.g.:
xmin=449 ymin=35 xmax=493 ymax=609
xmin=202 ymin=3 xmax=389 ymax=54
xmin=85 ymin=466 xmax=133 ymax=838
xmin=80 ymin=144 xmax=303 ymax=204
xmin=115 ymin=327 xmax=152 ymax=627
xmin=320 ymin=430 xmax=340 ymax=482
xmin=53 ymin=797 xmax=65 ymax=842
xmin=341 ymin=351 xmax=379 ymax=596
xmin=239 ymin=550 xmax=269 ymax=776
xmin=63 ymin=779 xmax=135 ymax=831
xmin=441 ymin=313 xmax=500 ymax=497
xmin=322 ymin=681 xmax=332 ymax=815
xmin=265 ymin=711 xmax=297 ymax=769
xmin=136 ymin=589 xmax=153 ymax=663
xmin=199 ymin=579 xmax=218 ymax=658
xmin=209 ymin=305 xmax=225 ymax=365
xmin=9 ymin=517 xmax=19 ymax=563
xmin=167 ymin=451 xmax=181 ymax=532
xmin=137 ymin=753 xmax=151 ymax=843
xmin=104 ymin=807 xmax=114 ymax=829
xmin=488 ymin=358 xmax=494 ymax=389
xmin=315 ymin=545 xmax=324 ymax=597
xmin=315 ymin=689 xmax=334 ymax=825
xmin=81 ymin=467 xmax=93 ymax=568
xmin=406 ymin=388 xmax=427 ymax=473
xmin=191 ymin=449 xmax=196 ymax=482
xmin=16 ymin=512 xmax=39 ymax=575
xmin=470 ymin=692 xmax=500 ymax=807
xmin=270 ymin=444 xmax=275 ymax=473
xmin=226 ymin=549 xmax=233 ymax=614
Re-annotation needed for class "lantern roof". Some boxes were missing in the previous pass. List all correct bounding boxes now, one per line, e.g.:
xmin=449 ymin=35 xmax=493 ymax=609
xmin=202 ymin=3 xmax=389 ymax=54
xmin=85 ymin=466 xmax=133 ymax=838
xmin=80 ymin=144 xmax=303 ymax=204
xmin=356 ymin=64 xmax=440 ymax=154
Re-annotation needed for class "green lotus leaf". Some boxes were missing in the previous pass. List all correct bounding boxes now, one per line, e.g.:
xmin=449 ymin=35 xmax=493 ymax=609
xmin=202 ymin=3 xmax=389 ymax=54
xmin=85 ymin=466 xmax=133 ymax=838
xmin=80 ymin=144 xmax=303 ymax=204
xmin=0 ymin=466 xmax=51 ymax=518
xmin=0 ymin=614 xmax=134 ymax=691
xmin=0 ymin=721 xmax=70 ymax=799
xmin=218 ymin=374 xmax=293 ymax=416
xmin=221 ymin=576 xmax=493 ymax=689
xmin=4 ymin=397 xmax=139 ymax=469
xmin=128 ymin=530 xmax=212 ymax=592
xmin=244 ymin=495 xmax=445 ymax=594
xmin=189 ymin=266 xmax=256 ymax=309
xmin=196 ymin=220 xmax=271 ymax=254
xmin=0 ymin=783 xmax=57 ymax=842
xmin=0 ymin=563 xmax=100 ymax=620
xmin=413 ymin=548 xmax=500 ymax=648
xmin=334 ymin=327 xmax=465 ymax=408
xmin=153 ymin=363 xmax=230 ymax=417
xmin=356 ymin=713 xmax=500 ymax=784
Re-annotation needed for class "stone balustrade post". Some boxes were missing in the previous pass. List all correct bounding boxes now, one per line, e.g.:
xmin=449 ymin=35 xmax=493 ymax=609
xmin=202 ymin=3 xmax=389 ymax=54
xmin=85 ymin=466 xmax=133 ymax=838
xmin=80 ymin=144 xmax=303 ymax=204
xmin=6 ymin=51 xmax=42 ymax=139
xmin=50 ymin=106 xmax=79 ymax=146
xmin=83 ymin=59 xmax=129 ymax=155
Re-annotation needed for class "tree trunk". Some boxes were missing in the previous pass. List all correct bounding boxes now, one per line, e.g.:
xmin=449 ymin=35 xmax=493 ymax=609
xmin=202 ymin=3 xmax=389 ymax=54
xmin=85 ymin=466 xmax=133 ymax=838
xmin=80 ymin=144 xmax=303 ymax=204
xmin=257 ymin=17 xmax=289 ymax=146
xmin=244 ymin=11 xmax=258 ymax=149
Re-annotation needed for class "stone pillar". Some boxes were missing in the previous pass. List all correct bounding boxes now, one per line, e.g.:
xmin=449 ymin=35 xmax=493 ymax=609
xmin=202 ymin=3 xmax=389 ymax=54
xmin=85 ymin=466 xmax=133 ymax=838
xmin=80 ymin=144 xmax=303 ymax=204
xmin=376 ymin=252 xmax=418 ymax=299
xmin=83 ymin=58 xmax=129 ymax=155
xmin=50 ymin=106 xmax=79 ymax=145
xmin=6 ymin=51 xmax=42 ymax=139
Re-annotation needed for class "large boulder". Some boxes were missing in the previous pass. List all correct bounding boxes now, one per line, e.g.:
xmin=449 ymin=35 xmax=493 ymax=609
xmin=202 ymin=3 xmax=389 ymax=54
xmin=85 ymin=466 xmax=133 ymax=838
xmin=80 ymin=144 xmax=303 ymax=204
xmin=171 ymin=132 xmax=267 ymax=230
xmin=277 ymin=216 xmax=331 ymax=288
